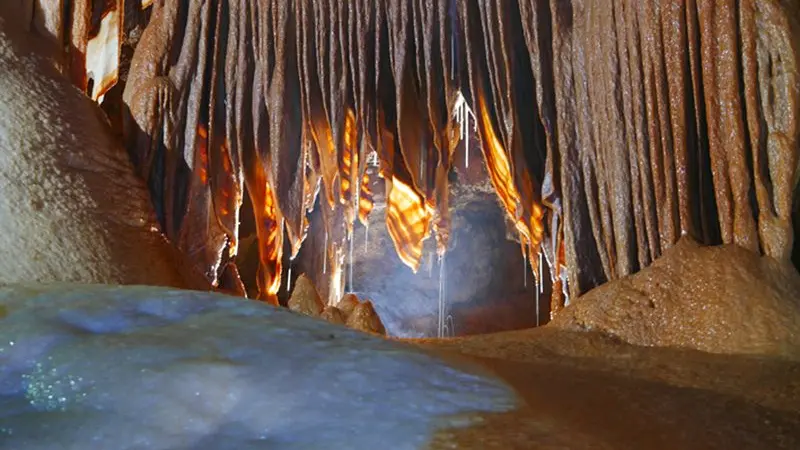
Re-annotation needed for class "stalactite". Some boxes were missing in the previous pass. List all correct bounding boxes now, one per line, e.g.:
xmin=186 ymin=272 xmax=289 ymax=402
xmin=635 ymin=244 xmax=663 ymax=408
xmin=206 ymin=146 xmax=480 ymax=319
xmin=269 ymin=0 xmax=306 ymax=259
xmin=358 ymin=170 xmax=374 ymax=226
xmin=108 ymin=0 xmax=799 ymax=312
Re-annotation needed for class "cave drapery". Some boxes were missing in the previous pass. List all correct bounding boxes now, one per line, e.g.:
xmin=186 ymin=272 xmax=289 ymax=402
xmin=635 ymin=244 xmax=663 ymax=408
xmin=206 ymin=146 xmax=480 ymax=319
xmin=24 ymin=0 xmax=800 ymax=312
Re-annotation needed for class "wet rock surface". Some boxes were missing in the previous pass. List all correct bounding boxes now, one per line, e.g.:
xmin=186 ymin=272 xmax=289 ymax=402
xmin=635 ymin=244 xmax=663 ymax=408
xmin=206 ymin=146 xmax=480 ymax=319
xmin=0 ymin=284 xmax=518 ymax=450
xmin=417 ymin=327 xmax=800 ymax=449
xmin=550 ymin=238 xmax=800 ymax=359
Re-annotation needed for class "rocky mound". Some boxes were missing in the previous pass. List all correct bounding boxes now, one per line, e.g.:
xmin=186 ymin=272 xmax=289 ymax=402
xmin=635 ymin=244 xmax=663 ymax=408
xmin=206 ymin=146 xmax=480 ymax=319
xmin=288 ymin=276 xmax=387 ymax=336
xmin=287 ymin=274 xmax=325 ymax=317
xmin=550 ymin=238 xmax=800 ymax=359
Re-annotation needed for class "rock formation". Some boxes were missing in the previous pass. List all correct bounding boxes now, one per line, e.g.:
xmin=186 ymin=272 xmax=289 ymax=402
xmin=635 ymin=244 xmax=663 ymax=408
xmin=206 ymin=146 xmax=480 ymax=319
xmin=346 ymin=300 xmax=388 ymax=335
xmin=288 ymin=276 xmax=387 ymax=335
xmin=287 ymin=274 xmax=325 ymax=316
xmin=9 ymin=0 xmax=800 ymax=326
xmin=320 ymin=305 xmax=346 ymax=325
xmin=551 ymin=237 xmax=800 ymax=359
xmin=0 ymin=10 xmax=208 ymax=290
xmin=337 ymin=293 xmax=360 ymax=318
xmin=2 ymin=4 xmax=800 ymax=445
xmin=118 ymin=0 xmax=800 ymax=315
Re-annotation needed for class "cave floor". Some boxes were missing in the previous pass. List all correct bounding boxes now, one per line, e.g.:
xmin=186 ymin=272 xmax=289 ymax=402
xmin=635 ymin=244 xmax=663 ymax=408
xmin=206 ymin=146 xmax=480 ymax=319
xmin=412 ymin=327 xmax=800 ymax=449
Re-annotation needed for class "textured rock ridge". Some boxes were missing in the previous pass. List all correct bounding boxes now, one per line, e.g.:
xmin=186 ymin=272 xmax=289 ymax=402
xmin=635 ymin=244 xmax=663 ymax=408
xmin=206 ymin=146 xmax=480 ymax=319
xmin=552 ymin=238 xmax=800 ymax=359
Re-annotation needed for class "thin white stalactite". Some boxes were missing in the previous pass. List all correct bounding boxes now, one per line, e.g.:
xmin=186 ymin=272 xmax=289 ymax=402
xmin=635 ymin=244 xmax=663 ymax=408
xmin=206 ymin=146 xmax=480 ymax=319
xmin=539 ymin=250 xmax=544 ymax=294
xmin=561 ymin=266 xmax=570 ymax=307
xmin=350 ymin=157 xmax=363 ymax=293
xmin=452 ymin=91 xmax=477 ymax=170
xmin=465 ymin=113 xmax=470 ymax=169
xmin=461 ymin=106 xmax=466 ymax=170
xmin=535 ymin=284 xmax=539 ymax=326
xmin=437 ymin=253 xmax=448 ymax=338
xmin=348 ymin=229 xmax=354 ymax=293
xmin=534 ymin=249 xmax=540 ymax=327
xmin=419 ymin=145 xmax=424 ymax=186
xmin=461 ymin=103 xmax=466 ymax=142
xmin=323 ymin=231 xmax=328 ymax=274
xmin=523 ymin=248 xmax=528 ymax=288
xmin=329 ymin=246 xmax=345 ymax=306
xmin=444 ymin=314 xmax=455 ymax=338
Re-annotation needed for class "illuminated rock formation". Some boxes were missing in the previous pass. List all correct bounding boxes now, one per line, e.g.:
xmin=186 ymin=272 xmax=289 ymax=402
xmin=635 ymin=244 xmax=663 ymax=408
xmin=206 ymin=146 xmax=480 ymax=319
xmin=2 ymin=5 xmax=800 ymax=445
xmin=121 ymin=0 xmax=800 ymax=314
xmin=288 ymin=275 xmax=387 ymax=335
xmin=11 ymin=1 xmax=800 ymax=323
xmin=5 ymin=0 xmax=130 ymax=101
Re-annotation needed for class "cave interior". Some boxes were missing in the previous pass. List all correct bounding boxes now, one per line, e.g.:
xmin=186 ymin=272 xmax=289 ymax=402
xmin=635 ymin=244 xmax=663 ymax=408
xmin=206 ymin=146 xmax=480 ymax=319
xmin=92 ymin=0 xmax=799 ymax=338
xmin=1 ymin=0 xmax=800 ymax=447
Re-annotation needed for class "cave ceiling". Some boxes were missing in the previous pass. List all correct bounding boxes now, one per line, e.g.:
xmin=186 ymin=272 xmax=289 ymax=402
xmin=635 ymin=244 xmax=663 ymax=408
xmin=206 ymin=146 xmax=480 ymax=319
xmin=21 ymin=0 xmax=800 ymax=311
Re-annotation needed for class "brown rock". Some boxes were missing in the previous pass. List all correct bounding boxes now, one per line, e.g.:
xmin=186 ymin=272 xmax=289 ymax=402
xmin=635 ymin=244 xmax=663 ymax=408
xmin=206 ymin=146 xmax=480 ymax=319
xmin=288 ymin=274 xmax=324 ymax=317
xmin=346 ymin=300 xmax=387 ymax=336
xmin=551 ymin=238 xmax=800 ymax=359
xmin=336 ymin=293 xmax=360 ymax=319
xmin=320 ymin=306 xmax=346 ymax=325
xmin=0 ymin=13 xmax=210 ymax=291
xmin=217 ymin=262 xmax=246 ymax=297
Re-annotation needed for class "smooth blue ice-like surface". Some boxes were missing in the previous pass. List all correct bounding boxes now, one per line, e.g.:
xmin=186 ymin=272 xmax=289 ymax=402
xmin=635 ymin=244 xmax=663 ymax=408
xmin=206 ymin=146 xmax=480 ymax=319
xmin=0 ymin=284 xmax=517 ymax=449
